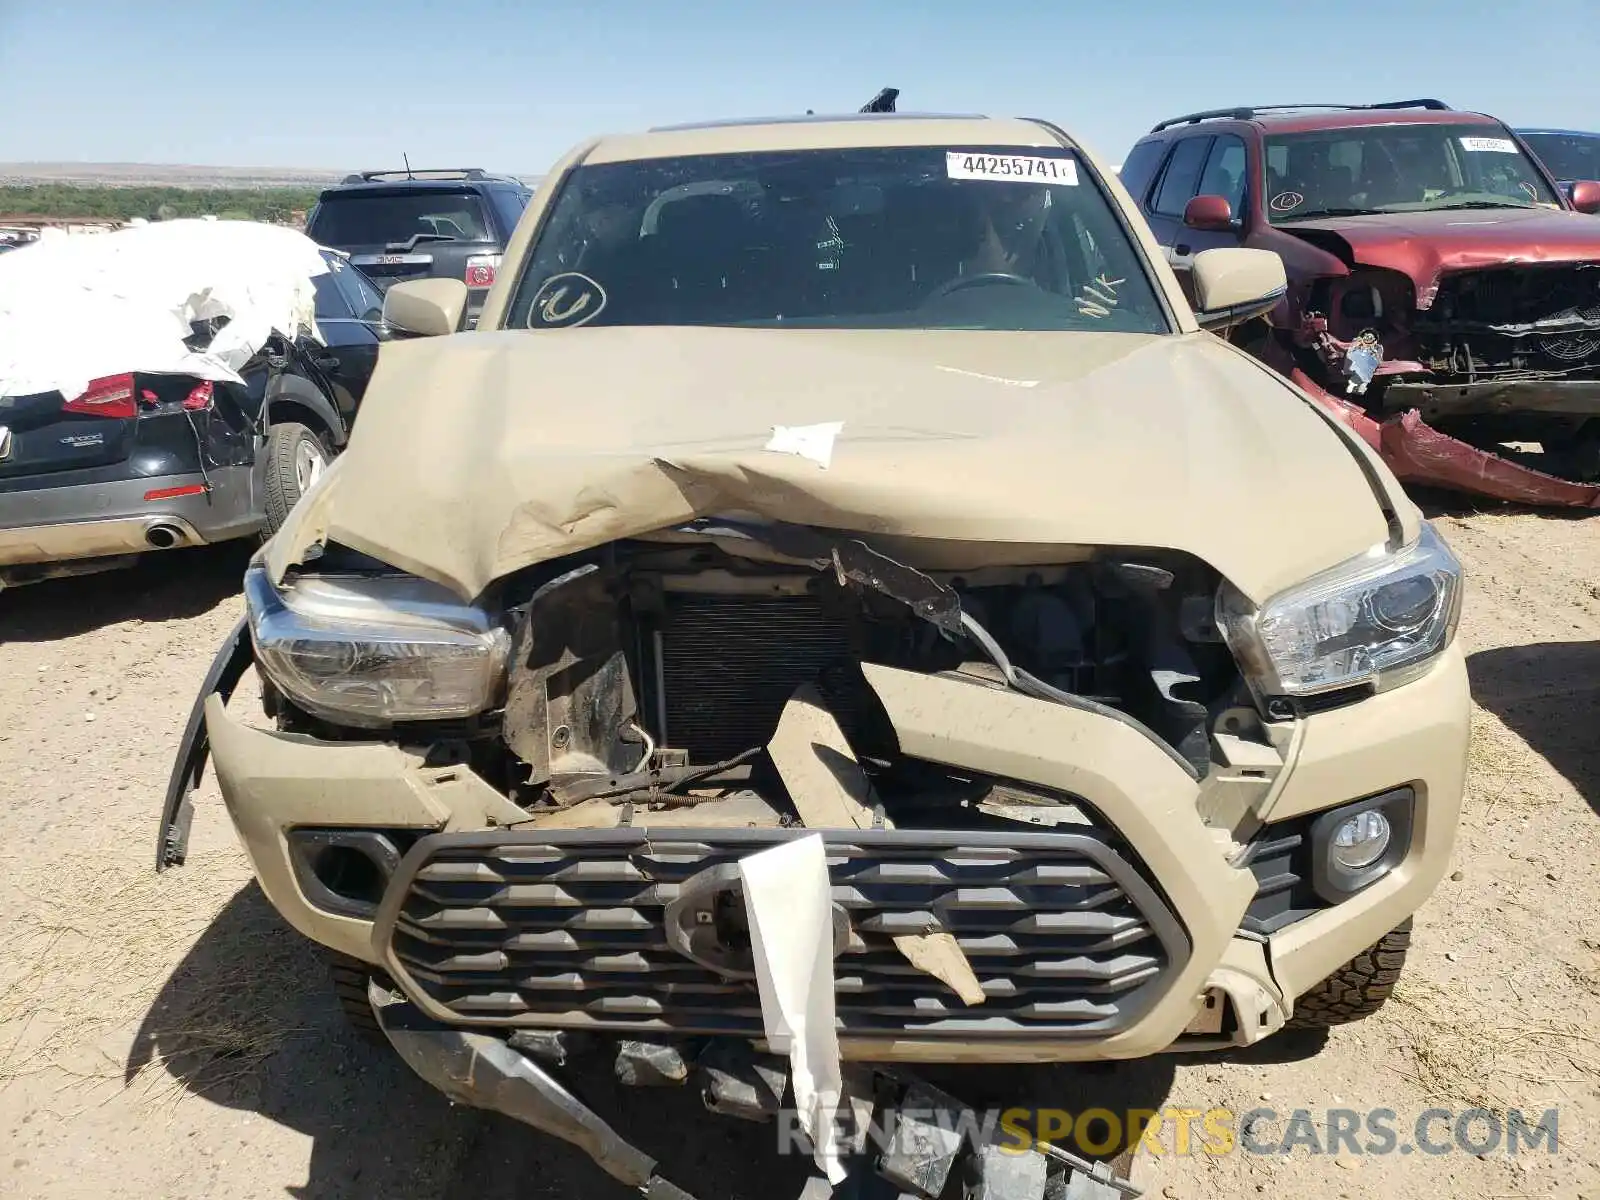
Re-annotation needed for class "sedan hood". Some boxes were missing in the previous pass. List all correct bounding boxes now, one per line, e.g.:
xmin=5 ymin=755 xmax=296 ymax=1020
xmin=270 ymin=326 xmax=1398 ymax=604
xmin=1280 ymin=206 xmax=1600 ymax=308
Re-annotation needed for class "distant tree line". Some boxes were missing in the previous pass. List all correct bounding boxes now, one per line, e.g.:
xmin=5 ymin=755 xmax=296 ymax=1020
xmin=0 ymin=185 xmax=322 ymax=223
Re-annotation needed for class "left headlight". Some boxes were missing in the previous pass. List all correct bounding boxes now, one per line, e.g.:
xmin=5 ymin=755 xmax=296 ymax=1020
xmin=244 ymin=562 xmax=510 ymax=727
xmin=1218 ymin=522 xmax=1463 ymax=701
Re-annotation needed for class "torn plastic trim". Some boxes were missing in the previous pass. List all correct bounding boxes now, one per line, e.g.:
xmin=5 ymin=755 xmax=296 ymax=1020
xmin=1290 ymin=368 xmax=1600 ymax=508
xmin=368 ymin=982 xmax=697 ymax=1199
xmin=156 ymin=615 xmax=254 ymax=871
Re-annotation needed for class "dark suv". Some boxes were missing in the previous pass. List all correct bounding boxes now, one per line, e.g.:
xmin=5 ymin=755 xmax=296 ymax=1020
xmin=1121 ymin=100 xmax=1600 ymax=506
xmin=306 ymin=169 xmax=532 ymax=326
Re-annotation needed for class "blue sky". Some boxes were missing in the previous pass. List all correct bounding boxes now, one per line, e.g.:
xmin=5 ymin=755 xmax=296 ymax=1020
xmin=2 ymin=0 xmax=1597 ymax=173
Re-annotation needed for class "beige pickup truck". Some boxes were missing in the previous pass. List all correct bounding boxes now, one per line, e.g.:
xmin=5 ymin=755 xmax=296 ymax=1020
xmin=160 ymin=104 xmax=1469 ymax=1200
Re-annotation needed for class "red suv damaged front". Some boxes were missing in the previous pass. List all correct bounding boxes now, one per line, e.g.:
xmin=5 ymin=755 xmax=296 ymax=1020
xmin=1123 ymin=102 xmax=1600 ymax=507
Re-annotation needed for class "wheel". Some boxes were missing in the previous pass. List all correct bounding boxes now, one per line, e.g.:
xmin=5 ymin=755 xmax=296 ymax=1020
xmin=326 ymin=950 xmax=387 ymax=1044
xmin=262 ymin=422 xmax=329 ymax=535
xmin=1287 ymin=920 xmax=1411 ymax=1029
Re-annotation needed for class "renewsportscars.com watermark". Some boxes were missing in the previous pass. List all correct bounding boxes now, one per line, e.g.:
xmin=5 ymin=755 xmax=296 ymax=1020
xmin=777 ymin=1105 xmax=1561 ymax=1160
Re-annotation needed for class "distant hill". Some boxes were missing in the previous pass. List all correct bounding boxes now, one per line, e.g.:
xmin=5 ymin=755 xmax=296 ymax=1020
xmin=0 ymin=162 xmax=544 ymax=189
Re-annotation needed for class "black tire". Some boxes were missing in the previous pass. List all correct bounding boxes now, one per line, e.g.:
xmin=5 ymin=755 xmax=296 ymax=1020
xmin=1287 ymin=920 xmax=1411 ymax=1029
xmin=262 ymin=422 xmax=329 ymax=536
xmin=326 ymin=951 xmax=387 ymax=1044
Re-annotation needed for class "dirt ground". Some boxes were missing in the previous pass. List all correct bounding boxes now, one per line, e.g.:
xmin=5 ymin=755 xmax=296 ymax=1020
xmin=0 ymin=506 xmax=1596 ymax=1200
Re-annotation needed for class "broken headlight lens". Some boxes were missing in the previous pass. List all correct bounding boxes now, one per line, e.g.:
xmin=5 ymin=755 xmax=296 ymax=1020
xmin=1217 ymin=522 xmax=1462 ymax=699
xmin=244 ymin=562 xmax=509 ymax=727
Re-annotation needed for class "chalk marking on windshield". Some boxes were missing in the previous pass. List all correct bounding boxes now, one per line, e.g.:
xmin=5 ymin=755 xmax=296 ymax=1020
xmin=527 ymin=272 xmax=607 ymax=329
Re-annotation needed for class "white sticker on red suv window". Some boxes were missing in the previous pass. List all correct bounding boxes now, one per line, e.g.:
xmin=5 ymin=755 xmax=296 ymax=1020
xmin=946 ymin=153 xmax=1078 ymax=185
xmin=1459 ymin=136 xmax=1518 ymax=153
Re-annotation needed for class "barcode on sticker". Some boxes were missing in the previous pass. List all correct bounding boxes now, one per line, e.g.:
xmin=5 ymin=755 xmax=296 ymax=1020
xmin=1459 ymin=136 xmax=1517 ymax=154
xmin=947 ymin=152 xmax=1078 ymax=185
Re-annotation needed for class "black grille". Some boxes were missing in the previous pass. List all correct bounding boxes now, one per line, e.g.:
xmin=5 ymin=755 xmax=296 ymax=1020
xmin=376 ymin=827 xmax=1189 ymax=1040
xmin=657 ymin=595 xmax=855 ymax=762
xmin=1239 ymin=817 xmax=1323 ymax=935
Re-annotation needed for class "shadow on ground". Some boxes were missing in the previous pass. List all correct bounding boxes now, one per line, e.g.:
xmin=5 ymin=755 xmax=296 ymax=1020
xmin=1467 ymin=640 xmax=1600 ymax=819
xmin=1 ymin=543 xmax=251 ymax=641
xmin=123 ymin=884 xmax=1332 ymax=1198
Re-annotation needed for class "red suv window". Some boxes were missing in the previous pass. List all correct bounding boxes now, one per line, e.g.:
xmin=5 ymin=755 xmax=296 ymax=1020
xmin=1151 ymin=138 xmax=1212 ymax=217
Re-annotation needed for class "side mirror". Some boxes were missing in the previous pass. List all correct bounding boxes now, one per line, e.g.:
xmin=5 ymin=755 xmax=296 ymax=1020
xmin=382 ymin=278 xmax=469 ymax=337
xmin=1568 ymin=180 xmax=1600 ymax=215
xmin=1190 ymin=247 xmax=1287 ymax=331
xmin=1183 ymin=194 xmax=1235 ymax=231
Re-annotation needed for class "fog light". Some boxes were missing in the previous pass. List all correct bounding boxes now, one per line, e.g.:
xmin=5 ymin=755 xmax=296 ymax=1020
xmin=1330 ymin=809 xmax=1391 ymax=870
xmin=1309 ymin=787 xmax=1415 ymax=902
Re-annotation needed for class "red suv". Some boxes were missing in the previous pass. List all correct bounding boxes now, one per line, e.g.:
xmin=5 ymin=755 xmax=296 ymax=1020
xmin=1122 ymin=100 xmax=1600 ymax=507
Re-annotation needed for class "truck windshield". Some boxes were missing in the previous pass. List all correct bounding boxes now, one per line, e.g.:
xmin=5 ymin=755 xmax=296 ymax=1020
xmin=505 ymin=146 xmax=1168 ymax=333
xmin=1264 ymin=123 xmax=1561 ymax=222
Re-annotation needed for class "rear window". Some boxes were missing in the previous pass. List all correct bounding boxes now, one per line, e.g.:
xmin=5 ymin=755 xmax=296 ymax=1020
xmin=308 ymin=190 xmax=493 ymax=247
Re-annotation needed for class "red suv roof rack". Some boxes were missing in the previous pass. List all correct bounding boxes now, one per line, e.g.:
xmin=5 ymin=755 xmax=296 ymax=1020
xmin=1149 ymin=99 xmax=1450 ymax=134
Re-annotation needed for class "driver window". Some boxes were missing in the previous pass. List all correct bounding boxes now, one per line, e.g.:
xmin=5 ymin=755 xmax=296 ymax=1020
xmin=1151 ymin=137 xmax=1212 ymax=218
xmin=1196 ymin=135 xmax=1247 ymax=220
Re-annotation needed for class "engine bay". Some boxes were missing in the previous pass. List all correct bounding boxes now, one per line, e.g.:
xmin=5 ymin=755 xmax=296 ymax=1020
xmin=476 ymin=521 xmax=1246 ymax=831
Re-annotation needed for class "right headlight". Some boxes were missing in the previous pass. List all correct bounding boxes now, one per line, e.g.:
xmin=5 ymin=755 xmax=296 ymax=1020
xmin=1217 ymin=522 xmax=1463 ymax=701
xmin=244 ymin=562 xmax=509 ymax=727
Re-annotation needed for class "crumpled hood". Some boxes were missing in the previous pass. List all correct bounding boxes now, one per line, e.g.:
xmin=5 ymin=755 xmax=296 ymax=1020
xmin=1281 ymin=207 xmax=1600 ymax=308
xmin=270 ymin=326 xmax=1398 ymax=605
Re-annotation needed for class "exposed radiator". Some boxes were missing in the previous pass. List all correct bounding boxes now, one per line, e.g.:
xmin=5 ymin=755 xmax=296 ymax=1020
xmin=655 ymin=594 xmax=855 ymax=763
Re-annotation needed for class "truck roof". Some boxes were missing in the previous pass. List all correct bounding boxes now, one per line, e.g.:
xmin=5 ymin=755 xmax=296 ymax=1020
xmin=582 ymin=113 xmax=1075 ymax=164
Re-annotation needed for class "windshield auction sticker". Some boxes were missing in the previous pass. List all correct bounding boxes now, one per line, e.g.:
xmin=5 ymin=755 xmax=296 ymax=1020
xmin=1459 ymin=136 xmax=1518 ymax=153
xmin=947 ymin=152 xmax=1078 ymax=185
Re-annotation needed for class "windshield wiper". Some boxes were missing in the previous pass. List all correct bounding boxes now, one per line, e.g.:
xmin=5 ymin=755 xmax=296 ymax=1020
xmin=1276 ymin=207 xmax=1374 ymax=221
xmin=1429 ymin=200 xmax=1536 ymax=211
xmin=383 ymin=232 xmax=459 ymax=251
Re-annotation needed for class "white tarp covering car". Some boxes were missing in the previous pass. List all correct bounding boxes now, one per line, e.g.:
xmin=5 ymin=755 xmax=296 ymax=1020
xmin=0 ymin=218 xmax=330 ymax=403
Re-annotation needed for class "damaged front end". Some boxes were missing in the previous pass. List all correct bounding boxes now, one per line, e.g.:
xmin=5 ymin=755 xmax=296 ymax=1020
xmin=1286 ymin=263 xmax=1600 ymax=506
xmin=163 ymin=509 xmax=1467 ymax=1198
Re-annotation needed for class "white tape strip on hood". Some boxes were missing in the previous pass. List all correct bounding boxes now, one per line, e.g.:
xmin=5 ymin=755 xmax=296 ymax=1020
xmin=739 ymin=834 xmax=849 ymax=1184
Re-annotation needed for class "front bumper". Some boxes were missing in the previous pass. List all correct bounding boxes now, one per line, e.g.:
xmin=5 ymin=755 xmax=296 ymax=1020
xmin=0 ymin=465 xmax=262 ymax=568
xmin=196 ymin=644 xmax=1470 ymax=1064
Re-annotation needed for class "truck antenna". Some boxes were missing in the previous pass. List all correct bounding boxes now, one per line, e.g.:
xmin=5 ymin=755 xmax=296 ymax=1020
xmin=402 ymin=152 xmax=414 ymax=179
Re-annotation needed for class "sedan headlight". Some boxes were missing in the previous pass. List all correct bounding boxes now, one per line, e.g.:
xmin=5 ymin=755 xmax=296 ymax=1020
xmin=244 ymin=563 xmax=510 ymax=727
xmin=1218 ymin=522 xmax=1462 ymax=700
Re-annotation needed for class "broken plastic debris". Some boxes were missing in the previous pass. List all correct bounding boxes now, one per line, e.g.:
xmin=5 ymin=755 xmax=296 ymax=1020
xmin=764 ymin=421 xmax=844 ymax=468
xmin=891 ymin=930 xmax=987 ymax=1006
xmin=739 ymin=834 xmax=849 ymax=1183
xmin=766 ymin=685 xmax=986 ymax=1007
xmin=767 ymin=685 xmax=879 ymax=830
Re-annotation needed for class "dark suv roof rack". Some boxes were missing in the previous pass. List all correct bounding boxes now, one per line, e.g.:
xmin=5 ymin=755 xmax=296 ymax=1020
xmin=1149 ymin=98 xmax=1450 ymax=133
xmin=338 ymin=168 xmax=509 ymax=185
